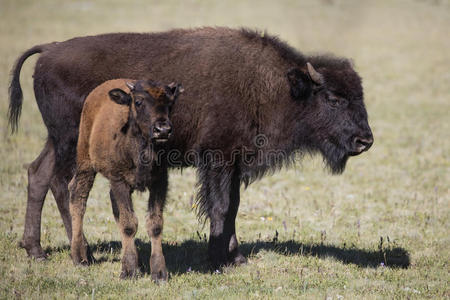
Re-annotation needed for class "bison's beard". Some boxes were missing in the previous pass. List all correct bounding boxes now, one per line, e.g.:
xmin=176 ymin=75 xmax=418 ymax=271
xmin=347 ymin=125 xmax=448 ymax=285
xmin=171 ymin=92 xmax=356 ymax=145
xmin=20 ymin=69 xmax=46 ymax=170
xmin=319 ymin=139 xmax=349 ymax=174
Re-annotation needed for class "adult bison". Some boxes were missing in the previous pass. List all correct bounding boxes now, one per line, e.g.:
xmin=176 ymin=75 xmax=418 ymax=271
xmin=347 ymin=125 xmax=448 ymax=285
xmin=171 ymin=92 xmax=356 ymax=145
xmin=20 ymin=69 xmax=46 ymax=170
xmin=9 ymin=27 xmax=373 ymax=271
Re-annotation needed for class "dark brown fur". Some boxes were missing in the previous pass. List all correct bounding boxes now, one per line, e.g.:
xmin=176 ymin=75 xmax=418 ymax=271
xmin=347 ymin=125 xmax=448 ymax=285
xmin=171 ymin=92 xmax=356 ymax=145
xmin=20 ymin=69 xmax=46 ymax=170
xmin=9 ymin=27 xmax=373 ymax=270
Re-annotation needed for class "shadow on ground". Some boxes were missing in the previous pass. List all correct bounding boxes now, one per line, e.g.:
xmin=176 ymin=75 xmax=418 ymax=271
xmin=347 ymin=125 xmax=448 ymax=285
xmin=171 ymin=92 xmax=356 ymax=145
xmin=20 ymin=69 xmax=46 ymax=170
xmin=46 ymin=238 xmax=410 ymax=274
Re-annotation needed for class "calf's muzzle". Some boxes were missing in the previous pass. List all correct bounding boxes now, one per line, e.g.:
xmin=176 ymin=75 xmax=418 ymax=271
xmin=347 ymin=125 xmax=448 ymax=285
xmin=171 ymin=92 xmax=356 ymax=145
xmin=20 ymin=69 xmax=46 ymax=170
xmin=152 ymin=120 xmax=172 ymax=141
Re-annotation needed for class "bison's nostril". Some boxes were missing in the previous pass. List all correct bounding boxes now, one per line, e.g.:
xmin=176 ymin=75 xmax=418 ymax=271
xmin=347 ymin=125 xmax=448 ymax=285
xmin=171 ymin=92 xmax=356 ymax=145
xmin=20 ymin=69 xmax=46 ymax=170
xmin=354 ymin=136 xmax=373 ymax=152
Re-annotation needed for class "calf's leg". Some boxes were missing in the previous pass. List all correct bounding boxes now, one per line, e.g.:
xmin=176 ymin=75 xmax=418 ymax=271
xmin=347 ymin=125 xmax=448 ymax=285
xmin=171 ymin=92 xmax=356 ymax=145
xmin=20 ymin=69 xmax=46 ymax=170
xmin=19 ymin=140 xmax=55 ymax=259
xmin=110 ymin=180 xmax=138 ymax=278
xmin=69 ymin=168 xmax=95 ymax=265
xmin=146 ymin=166 xmax=168 ymax=282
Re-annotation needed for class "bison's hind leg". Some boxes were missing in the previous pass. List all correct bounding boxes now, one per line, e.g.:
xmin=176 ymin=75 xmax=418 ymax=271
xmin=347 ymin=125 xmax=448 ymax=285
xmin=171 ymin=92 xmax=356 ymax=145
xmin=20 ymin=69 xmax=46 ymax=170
xmin=69 ymin=168 xmax=96 ymax=265
xmin=20 ymin=140 xmax=55 ymax=260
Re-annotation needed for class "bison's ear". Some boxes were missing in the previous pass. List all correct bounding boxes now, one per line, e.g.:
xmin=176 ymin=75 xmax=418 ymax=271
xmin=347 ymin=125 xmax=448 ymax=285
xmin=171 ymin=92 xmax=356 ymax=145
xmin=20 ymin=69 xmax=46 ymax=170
xmin=287 ymin=68 xmax=312 ymax=100
xmin=166 ymin=82 xmax=184 ymax=102
xmin=108 ymin=88 xmax=131 ymax=106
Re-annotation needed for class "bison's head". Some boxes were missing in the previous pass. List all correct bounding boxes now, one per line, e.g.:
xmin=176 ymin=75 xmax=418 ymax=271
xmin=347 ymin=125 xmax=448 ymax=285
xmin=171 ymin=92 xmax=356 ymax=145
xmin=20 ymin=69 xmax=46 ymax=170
xmin=287 ymin=59 xmax=373 ymax=174
xmin=108 ymin=80 xmax=183 ymax=143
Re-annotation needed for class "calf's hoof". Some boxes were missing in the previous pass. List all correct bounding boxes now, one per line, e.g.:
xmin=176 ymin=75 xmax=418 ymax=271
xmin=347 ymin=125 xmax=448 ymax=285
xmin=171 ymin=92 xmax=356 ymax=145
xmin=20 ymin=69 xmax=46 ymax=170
xmin=150 ymin=255 xmax=168 ymax=283
xmin=18 ymin=240 xmax=47 ymax=261
xmin=120 ymin=253 xmax=138 ymax=279
xmin=151 ymin=268 xmax=168 ymax=283
xmin=119 ymin=263 xmax=138 ymax=279
xmin=120 ymin=269 xmax=138 ymax=279
xmin=71 ymin=255 xmax=91 ymax=266
xmin=71 ymin=245 xmax=93 ymax=266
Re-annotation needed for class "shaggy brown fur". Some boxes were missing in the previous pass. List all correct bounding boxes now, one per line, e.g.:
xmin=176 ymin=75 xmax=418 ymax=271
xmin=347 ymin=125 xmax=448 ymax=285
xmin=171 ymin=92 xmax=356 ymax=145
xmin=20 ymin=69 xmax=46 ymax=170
xmin=69 ymin=79 xmax=182 ymax=281
xmin=9 ymin=27 xmax=373 ymax=270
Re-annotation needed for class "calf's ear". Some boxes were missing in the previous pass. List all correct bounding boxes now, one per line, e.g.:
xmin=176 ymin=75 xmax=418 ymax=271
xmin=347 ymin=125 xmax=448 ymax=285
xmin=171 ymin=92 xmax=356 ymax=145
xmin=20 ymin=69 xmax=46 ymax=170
xmin=287 ymin=68 xmax=312 ymax=100
xmin=108 ymin=88 xmax=130 ymax=105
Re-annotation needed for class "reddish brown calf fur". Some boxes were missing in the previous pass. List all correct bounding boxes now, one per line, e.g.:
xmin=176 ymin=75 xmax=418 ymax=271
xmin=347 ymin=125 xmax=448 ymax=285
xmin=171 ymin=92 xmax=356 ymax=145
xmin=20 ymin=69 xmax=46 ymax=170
xmin=69 ymin=79 xmax=181 ymax=281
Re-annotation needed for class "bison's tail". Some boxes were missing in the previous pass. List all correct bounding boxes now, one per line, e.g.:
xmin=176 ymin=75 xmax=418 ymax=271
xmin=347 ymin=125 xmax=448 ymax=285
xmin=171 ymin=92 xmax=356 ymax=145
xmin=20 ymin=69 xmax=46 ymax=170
xmin=8 ymin=45 xmax=45 ymax=133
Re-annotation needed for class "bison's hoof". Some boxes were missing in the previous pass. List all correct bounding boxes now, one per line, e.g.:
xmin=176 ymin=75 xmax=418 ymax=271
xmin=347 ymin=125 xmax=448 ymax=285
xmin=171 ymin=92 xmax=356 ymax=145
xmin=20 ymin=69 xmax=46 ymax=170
xmin=18 ymin=240 xmax=47 ymax=260
xmin=151 ymin=268 xmax=168 ymax=283
xmin=230 ymin=252 xmax=247 ymax=266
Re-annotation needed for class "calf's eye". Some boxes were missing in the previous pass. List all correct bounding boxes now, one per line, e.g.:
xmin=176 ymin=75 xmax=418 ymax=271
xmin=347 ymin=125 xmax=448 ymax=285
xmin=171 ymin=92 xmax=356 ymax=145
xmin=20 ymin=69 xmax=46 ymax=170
xmin=135 ymin=97 xmax=143 ymax=107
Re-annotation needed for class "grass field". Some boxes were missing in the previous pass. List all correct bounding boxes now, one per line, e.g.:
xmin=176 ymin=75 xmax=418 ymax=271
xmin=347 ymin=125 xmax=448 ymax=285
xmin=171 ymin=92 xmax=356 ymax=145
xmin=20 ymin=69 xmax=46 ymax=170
xmin=0 ymin=0 xmax=449 ymax=298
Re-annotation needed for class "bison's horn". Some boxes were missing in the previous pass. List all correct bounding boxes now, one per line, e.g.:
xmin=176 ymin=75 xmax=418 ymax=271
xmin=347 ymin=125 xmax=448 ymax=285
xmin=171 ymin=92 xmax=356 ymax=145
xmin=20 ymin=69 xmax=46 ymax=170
xmin=167 ymin=82 xmax=184 ymax=95
xmin=126 ymin=81 xmax=135 ymax=91
xmin=307 ymin=62 xmax=324 ymax=85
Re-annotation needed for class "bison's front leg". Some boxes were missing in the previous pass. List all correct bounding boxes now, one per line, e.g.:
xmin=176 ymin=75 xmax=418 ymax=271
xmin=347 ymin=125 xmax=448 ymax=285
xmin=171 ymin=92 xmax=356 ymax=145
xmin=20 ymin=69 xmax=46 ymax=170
xmin=110 ymin=180 xmax=138 ymax=279
xmin=69 ymin=168 xmax=96 ymax=265
xmin=146 ymin=166 xmax=168 ymax=283
xmin=199 ymin=166 xmax=247 ymax=270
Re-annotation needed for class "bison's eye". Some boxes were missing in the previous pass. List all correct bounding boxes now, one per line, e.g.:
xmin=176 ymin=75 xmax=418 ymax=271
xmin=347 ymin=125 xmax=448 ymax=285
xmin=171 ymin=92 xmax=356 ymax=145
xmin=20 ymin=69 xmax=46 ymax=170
xmin=329 ymin=97 xmax=340 ymax=107
xmin=328 ymin=97 xmax=348 ymax=108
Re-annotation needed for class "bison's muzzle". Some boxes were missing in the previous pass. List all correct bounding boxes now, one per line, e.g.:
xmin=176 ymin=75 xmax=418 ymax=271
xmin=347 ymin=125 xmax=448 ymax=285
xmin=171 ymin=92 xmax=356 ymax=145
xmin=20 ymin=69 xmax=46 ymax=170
xmin=350 ymin=135 xmax=374 ymax=156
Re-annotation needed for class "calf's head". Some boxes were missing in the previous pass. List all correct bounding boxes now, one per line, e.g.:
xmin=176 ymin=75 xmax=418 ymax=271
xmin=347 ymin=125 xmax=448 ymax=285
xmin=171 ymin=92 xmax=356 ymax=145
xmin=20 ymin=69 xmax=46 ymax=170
xmin=108 ymin=80 xmax=183 ymax=143
xmin=287 ymin=59 xmax=373 ymax=174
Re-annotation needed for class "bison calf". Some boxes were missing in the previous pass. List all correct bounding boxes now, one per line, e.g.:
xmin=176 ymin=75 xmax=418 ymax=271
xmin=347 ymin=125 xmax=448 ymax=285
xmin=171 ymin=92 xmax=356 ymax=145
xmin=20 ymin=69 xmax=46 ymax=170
xmin=68 ymin=79 xmax=183 ymax=281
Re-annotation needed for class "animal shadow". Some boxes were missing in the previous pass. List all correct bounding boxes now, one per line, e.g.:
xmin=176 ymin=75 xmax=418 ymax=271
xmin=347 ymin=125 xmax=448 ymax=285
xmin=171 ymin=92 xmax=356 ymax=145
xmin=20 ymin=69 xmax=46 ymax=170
xmin=50 ymin=238 xmax=409 ymax=274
